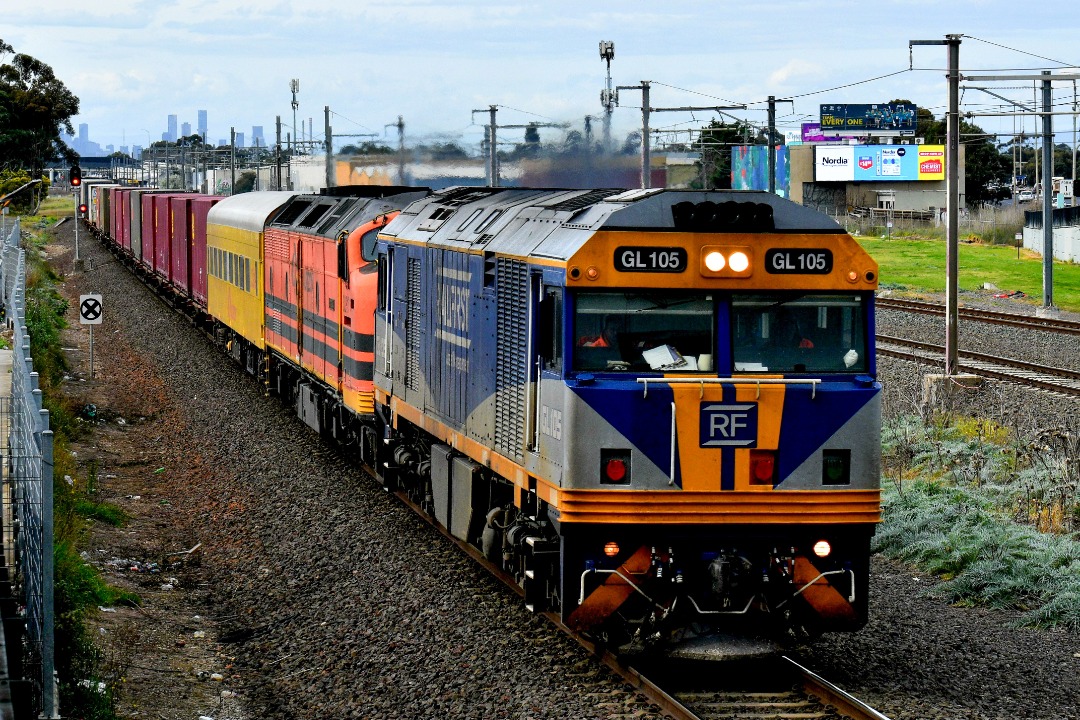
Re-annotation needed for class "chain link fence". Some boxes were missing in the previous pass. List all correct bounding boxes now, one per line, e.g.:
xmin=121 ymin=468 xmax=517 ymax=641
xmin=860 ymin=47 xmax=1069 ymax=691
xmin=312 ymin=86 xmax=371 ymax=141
xmin=1 ymin=217 xmax=56 ymax=718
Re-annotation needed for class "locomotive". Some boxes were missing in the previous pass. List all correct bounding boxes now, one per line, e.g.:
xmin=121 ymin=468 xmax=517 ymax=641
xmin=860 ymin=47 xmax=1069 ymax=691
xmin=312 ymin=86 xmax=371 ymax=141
xmin=83 ymin=182 xmax=881 ymax=652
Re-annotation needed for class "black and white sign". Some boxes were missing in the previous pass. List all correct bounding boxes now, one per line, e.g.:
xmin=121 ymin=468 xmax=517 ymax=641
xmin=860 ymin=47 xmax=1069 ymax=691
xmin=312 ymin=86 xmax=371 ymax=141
xmin=764 ymin=249 xmax=833 ymax=275
xmin=614 ymin=246 xmax=688 ymax=273
xmin=79 ymin=294 xmax=103 ymax=325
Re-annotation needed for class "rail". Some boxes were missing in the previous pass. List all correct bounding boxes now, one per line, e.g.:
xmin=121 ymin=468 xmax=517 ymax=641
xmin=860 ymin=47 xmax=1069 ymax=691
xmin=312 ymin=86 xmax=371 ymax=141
xmin=877 ymin=296 xmax=1080 ymax=335
xmin=877 ymin=335 xmax=1080 ymax=397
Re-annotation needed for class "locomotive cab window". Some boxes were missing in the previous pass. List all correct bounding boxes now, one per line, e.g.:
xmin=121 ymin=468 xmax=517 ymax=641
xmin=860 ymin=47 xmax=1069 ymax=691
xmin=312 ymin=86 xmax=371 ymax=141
xmin=731 ymin=293 xmax=867 ymax=374
xmin=573 ymin=291 xmax=714 ymax=372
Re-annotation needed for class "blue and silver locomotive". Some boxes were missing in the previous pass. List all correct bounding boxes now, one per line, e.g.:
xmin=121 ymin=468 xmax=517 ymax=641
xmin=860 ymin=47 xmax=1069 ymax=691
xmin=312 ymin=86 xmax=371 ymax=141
xmin=372 ymin=187 xmax=880 ymax=649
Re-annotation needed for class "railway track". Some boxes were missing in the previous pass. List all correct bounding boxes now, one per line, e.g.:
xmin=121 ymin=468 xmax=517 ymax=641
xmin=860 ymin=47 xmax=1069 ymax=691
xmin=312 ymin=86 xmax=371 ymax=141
xmin=876 ymin=296 xmax=1080 ymax=335
xmin=592 ymin=653 xmax=892 ymax=720
xmin=393 ymin=484 xmax=890 ymax=720
xmin=877 ymin=335 xmax=1080 ymax=396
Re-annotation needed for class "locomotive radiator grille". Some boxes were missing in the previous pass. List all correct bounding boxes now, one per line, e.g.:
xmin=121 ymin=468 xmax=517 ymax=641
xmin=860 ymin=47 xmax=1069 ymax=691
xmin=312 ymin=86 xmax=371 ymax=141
xmin=405 ymin=258 xmax=422 ymax=391
xmin=494 ymin=258 xmax=528 ymax=461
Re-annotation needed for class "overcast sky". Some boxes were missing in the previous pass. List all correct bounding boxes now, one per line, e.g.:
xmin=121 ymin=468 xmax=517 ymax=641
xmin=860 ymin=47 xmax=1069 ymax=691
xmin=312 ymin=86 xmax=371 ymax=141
xmin=6 ymin=1 xmax=1080 ymax=154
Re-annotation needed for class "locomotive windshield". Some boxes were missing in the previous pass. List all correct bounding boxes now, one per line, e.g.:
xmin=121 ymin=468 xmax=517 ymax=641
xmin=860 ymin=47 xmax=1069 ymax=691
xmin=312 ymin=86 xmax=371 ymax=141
xmin=573 ymin=291 xmax=715 ymax=372
xmin=731 ymin=293 xmax=867 ymax=374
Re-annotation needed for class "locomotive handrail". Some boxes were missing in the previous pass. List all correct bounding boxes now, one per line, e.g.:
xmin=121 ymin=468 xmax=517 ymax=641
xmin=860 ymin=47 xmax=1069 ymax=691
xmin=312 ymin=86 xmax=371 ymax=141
xmin=637 ymin=376 xmax=822 ymax=399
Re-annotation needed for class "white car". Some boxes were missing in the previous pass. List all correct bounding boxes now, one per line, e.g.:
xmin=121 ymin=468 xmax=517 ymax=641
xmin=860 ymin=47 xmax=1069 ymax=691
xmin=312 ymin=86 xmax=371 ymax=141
xmin=1017 ymin=190 xmax=1035 ymax=202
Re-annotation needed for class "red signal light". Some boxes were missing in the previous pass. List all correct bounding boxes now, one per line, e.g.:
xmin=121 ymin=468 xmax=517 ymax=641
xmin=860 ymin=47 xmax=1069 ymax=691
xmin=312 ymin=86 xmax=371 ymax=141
xmin=78 ymin=203 xmax=88 ymax=215
xmin=69 ymin=165 xmax=82 ymax=186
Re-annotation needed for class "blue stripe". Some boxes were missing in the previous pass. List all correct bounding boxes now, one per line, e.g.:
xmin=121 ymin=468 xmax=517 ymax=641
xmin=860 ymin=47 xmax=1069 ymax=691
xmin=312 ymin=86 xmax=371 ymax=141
xmin=720 ymin=384 xmax=736 ymax=490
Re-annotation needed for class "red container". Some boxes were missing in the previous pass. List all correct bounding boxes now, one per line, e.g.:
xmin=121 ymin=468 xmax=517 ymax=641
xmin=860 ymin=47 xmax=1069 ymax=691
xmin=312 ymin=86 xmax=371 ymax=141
xmin=152 ymin=194 xmax=178 ymax=281
xmin=169 ymin=196 xmax=194 ymax=296
xmin=115 ymin=189 xmax=131 ymax=251
xmin=140 ymin=193 xmax=156 ymax=270
xmin=190 ymin=196 xmax=220 ymax=309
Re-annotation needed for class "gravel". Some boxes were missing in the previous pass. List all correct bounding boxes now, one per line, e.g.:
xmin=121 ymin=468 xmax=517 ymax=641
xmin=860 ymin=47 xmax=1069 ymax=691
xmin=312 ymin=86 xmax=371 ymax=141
xmin=54 ymin=224 xmax=1080 ymax=719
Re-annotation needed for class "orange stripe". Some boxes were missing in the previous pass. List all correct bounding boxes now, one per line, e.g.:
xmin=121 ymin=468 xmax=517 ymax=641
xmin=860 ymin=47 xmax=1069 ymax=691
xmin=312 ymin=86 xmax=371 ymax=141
xmin=555 ymin=489 xmax=880 ymax=525
xmin=377 ymin=389 xmax=876 ymax=525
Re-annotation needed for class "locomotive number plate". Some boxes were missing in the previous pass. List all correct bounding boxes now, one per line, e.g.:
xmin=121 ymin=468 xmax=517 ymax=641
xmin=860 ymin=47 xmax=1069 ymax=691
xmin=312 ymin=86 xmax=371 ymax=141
xmin=765 ymin=248 xmax=833 ymax=274
xmin=615 ymin=246 xmax=688 ymax=273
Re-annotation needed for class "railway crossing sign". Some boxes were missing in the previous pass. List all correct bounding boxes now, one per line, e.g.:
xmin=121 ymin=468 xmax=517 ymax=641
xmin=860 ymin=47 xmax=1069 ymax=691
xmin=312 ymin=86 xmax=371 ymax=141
xmin=79 ymin=294 xmax=102 ymax=378
xmin=79 ymin=294 xmax=103 ymax=325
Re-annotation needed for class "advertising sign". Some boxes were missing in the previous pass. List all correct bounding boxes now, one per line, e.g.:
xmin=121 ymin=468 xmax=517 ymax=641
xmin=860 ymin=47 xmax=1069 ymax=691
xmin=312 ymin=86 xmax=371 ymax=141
xmin=819 ymin=103 xmax=917 ymax=136
xmin=801 ymin=122 xmax=861 ymax=143
xmin=814 ymin=145 xmax=945 ymax=182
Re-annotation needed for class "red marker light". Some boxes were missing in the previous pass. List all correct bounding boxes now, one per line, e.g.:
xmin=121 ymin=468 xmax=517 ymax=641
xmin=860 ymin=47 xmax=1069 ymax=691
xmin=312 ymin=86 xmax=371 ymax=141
xmin=604 ymin=458 xmax=627 ymax=483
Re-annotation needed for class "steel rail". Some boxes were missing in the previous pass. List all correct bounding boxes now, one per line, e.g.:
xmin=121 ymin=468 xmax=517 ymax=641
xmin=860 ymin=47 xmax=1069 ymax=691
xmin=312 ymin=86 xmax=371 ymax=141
xmin=877 ymin=297 xmax=1080 ymax=335
xmin=877 ymin=336 xmax=1080 ymax=396
xmin=785 ymin=656 xmax=893 ymax=720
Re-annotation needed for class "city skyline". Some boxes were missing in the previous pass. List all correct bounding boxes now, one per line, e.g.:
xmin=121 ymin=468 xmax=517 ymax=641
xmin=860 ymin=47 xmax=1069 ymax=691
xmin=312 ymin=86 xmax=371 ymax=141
xmin=65 ymin=111 xmax=275 ymax=159
xmin=12 ymin=1 xmax=1080 ymax=163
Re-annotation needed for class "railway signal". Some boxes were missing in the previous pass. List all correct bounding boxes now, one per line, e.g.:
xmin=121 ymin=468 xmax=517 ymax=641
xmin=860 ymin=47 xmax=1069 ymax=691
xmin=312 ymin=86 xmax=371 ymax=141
xmin=69 ymin=165 xmax=82 ymax=187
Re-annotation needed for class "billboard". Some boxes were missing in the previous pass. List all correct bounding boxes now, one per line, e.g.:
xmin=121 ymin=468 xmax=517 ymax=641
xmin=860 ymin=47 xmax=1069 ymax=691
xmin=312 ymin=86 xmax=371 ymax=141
xmin=819 ymin=103 xmax=916 ymax=137
xmin=802 ymin=122 xmax=861 ymax=143
xmin=814 ymin=145 xmax=945 ymax=182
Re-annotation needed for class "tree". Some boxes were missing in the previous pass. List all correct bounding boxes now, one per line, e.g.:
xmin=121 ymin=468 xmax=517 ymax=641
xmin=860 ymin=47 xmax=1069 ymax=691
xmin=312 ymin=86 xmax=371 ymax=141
xmin=234 ymin=170 xmax=257 ymax=194
xmin=339 ymin=141 xmax=394 ymax=155
xmin=894 ymin=99 xmax=1011 ymax=206
xmin=0 ymin=39 xmax=80 ymax=172
xmin=415 ymin=142 xmax=469 ymax=161
xmin=963 ymin=122 xmax=1011 ymax=206
xmin=693 ymin=119 xmax=755 ymax=189
xmin=0 ymin=168 xmax=49 ymax=212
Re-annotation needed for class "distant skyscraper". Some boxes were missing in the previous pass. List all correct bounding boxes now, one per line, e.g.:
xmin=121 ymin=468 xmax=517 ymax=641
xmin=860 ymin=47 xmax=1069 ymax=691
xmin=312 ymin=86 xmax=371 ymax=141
xmin=66 ymin=123 xmax=102 ymax=156
xmin=181 ymin=121 xmax=191 ymax=138
xmin=236 ymin=132 xmax=245 ymax=148
xmin=198 ymin=110 xmax=208 ymax=140
xmin=252 ymin=126 xmax=265 ymax=148
xmin=167 ymin=114 xmax=178 ymax=142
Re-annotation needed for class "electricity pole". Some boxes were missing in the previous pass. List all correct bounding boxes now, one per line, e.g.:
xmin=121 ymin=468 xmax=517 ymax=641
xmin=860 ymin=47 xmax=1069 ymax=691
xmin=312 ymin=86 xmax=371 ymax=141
xmin=385 ymin=115 xmax=406 ymax=184
xmin=766 ymin=95 xmax=793 ymax=195
xmin=617 ymin=82 xmax=746 ymax=189
xmin=325 ymin=106 xmax=333 ymax=189
xmin=910 ymin=35 xmax=961 ymax=375
xmin=962 ymin=69 xmax=1080 ymax=310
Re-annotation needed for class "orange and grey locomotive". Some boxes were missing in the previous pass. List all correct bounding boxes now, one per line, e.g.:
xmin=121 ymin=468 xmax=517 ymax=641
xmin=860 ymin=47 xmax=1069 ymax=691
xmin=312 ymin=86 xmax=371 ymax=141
xmin=371 ymin=186 xmax=881 ymax=649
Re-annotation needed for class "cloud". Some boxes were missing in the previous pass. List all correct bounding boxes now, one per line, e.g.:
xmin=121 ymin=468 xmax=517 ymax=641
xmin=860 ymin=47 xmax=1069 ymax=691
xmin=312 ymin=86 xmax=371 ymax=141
xmin=769 ymin=59 xmax=826 ymax=87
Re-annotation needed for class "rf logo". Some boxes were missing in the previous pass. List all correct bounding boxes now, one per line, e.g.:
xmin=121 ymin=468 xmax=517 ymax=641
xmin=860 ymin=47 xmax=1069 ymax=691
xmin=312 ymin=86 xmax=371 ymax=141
xmin=699 ymin=402 xmax=758 ymax=447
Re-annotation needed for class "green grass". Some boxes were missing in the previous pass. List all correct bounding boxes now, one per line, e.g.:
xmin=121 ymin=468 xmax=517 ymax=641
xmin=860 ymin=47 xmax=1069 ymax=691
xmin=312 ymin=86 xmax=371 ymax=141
xmin=32 ymin=195 xmax=74 ymax=218
xmin=879 ymin=413 xmax=1080 ymax=629
xmin=18 ymin=214 xmax=131 ymax=719
xmin=859 ymin=235 xmax=1080 ymax=311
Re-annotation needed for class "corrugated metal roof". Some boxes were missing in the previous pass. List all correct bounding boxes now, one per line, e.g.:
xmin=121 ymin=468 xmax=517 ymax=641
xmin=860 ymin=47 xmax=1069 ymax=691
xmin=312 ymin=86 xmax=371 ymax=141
xmin=207 ymin=191 xmax=297 ymax=232
xmin=384 ymin=188 xmax=844 ymax=263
